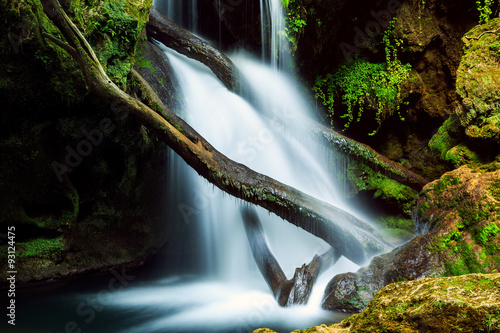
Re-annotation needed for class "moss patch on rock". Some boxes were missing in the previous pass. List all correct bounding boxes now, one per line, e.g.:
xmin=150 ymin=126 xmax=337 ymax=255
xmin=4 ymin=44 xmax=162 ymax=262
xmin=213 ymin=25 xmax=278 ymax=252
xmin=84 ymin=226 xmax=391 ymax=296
xmin=427 ymin=113 xmax=482 ymax=169
xmin=455 ymin=18 xmax=500 ymax=144
xmin=415 ymin=165 xmax=500 ymax=276
xmin=257 ymin=274 xmax=500 ymax=333
xmin=347 ymin=162 xmax=417 ymax=212
xmin=321 ymin=163 xmax=500 ymax=314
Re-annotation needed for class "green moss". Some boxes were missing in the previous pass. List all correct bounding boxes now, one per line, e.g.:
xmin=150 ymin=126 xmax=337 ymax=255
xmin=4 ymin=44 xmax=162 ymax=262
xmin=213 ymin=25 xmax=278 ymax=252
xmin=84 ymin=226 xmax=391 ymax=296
xmin=348 ymin=163 xmax=417 ymax=214
xmin=135 ymin=55 xmax=158 ymax=73
xmin=376 ymin=216 xmax=415 ymax=241
xmin=477 ymin=223 xmax=500 ymax=244
xmin=428 ymin=114 xmax=462 ymax=159
xmin=435 ymin=229 xmax=462 ymax=251
xmin=456 ymin=18 xmax=500 ymax=143
xmin=443 ymin=242 xmax=484 ymax=276
xmin=489 ymin=179 xmax=500 ymax=201
xmin=173 ymin=124 xmax=184 ymax=133
xmin=267 ymin=194 xmax=276 ymax=202
xmin=433 ymin=175 xmax=460 ymax=195
xmin=1 ymin=0 xmax=152 ymax=105
xmin=340 ymin=292 xmax=370 ymax=310
xmin=445 ymin=144 xmax=481 ymax=167
xmin=18 ymin=237 xmax=65 ymax=260
xmin=457 ymin=201 xmax=491 ymax=228
xmin=419 ymin=202 xmax=430 ymax=215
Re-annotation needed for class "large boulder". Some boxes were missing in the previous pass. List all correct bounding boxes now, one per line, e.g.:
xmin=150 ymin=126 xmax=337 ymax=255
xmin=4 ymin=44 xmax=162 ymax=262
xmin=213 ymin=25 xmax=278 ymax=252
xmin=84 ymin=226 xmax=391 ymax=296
xmin=321 ymin=164 xmax=500 ymax=313
xmin=260 ymin=273 xmax=500 ymax=333
xmin=456 ymin=18 xmax=500 ymax=144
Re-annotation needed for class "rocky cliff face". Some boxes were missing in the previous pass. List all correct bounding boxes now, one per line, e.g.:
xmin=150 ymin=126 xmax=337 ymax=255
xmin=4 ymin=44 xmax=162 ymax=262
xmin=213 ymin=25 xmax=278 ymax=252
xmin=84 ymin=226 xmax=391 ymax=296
xmin=429 ymin=18 xmax=500 ymax=168
xmin=0 ymin=0 xmax=178 ymax=285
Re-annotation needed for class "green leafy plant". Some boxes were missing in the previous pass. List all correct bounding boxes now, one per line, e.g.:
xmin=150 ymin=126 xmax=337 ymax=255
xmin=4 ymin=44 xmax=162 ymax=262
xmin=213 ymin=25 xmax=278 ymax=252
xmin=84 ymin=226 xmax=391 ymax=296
xmin=313 ymin=18 xmax=410 ymax=135
xmin=477 ymin=0 xmax=493 ymax=23
xmin=93 ymin=20 xmax=116 ymax=37
xmin=282 ymin=0 xmax=306 ymax=49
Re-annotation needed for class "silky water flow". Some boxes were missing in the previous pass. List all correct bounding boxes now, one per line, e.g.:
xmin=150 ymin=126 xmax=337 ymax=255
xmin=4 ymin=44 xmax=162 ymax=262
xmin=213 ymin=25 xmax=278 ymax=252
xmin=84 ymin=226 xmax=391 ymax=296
xmin=11 ymin=2 xmax=388 ymax=333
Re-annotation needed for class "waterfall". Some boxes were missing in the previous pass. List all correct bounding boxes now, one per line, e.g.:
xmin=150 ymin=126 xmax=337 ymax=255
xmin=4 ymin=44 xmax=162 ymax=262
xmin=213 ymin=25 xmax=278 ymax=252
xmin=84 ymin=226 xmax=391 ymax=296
xmin=155 ymin=0 xmax=198 ymax=32
xmin=111 ymin=1 xmax=375 ymax=331
xmin=260 ymin=0 xmax=292 ymax=72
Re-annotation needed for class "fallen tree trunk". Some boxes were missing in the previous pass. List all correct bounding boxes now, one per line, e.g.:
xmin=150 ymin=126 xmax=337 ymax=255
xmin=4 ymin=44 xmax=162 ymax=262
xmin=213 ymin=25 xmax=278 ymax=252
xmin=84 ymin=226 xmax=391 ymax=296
xmin=146 ymin=6 xmax=240 ymax=93
xmin=241 ymin=206 xmax=287 ymax=300
xmin=40 ymin=0 xmax=391 ymax=266
xmin=241 ymin=207 xmax=340 ymax=306
xmin=302 ymin=119 xmax=429 ymax=192
xmin=145 ymin=8 xmax=429 ymax=192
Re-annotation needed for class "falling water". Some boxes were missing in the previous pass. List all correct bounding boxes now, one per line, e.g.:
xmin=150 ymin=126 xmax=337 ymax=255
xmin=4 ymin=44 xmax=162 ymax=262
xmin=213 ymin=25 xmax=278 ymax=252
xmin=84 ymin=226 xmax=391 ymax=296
xmin=155 ymin=0 xmax=198 ymax=32
xmin=7 ymin=2 xmax=391 ymax=333
xmin=259 ymin=0 xmax=292 ymax=72
xmin=104 ymin=0 xmax=373 ymax=331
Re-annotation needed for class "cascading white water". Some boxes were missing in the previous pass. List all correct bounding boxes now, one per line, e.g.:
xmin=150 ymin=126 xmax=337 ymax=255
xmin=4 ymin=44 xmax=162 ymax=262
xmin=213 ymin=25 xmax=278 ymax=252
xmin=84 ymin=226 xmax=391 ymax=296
xmin=106 ymin=48 xmax=361 ymax=332
xmin=106 ymin=1 xmax=381 ymax=331
xmin=260 ymin=0 xmax=292 ymax=72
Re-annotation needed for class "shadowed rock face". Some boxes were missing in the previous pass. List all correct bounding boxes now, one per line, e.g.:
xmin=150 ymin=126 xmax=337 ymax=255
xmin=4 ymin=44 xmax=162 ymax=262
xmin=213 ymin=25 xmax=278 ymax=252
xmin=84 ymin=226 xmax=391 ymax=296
xmin=321 ymin=164 xmax=500 ymax=313
xmin=254 ymin=273 xmax=500 ymax=333
xmin=0 ymin=0 xmax=174 ymax=285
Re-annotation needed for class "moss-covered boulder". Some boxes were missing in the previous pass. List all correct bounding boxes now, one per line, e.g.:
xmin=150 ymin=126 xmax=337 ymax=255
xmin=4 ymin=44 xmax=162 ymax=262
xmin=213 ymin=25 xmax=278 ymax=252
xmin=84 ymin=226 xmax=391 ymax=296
xmin=428 ymin=106 xmax=497 ymax=170
xmin=415 ymin=164 xmax=500 ymax=275
xmin=456 ymin=18 xmax=500 ymax=144
xmin=0 ymin=0 xmax=183 ymax=285
xmin=269 ymin=273 xmax=500 ymax=333
xmin=320 ymin=164 xmax=500 ymax=313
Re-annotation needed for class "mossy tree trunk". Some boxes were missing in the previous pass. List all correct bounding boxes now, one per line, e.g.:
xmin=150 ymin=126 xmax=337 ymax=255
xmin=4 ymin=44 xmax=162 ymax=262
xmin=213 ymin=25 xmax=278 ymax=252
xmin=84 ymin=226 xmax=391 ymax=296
xmin=146 ymin=6 xmax=240 ymax=93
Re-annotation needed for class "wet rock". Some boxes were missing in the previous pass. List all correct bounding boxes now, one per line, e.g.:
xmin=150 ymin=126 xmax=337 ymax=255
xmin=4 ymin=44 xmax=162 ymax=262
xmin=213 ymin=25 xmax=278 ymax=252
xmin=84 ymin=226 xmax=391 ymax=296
xmin=134 ymin=30 xmax=182 ymax=112
xmin=322 ymin=164 xmax=500 ymax=313
xmin=292 ymin=273 xmax=500 ymax=333
xmin=322 ymin=234 xmax=444 ymax=313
